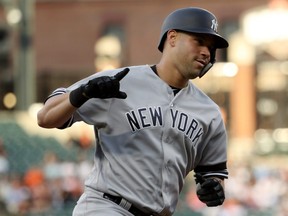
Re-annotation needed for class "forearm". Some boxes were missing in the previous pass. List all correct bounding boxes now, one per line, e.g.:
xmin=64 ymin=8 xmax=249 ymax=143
xmin=37 ymin=93 xmax=77 ymax=129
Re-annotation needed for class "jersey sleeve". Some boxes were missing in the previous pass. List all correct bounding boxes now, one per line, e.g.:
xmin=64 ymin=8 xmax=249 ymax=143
xmin=43 ymin=87 xmax=76 ymax=129
xmin=194 ymin=113 xmax=228 ymax=180
xmin=44 ymin=87 xmax=67 ymax=103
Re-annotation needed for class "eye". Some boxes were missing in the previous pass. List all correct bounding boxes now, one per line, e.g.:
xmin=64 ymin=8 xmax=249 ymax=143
xmin=194 ymin=36 xmax=215 ymax=51
xmin=194 ymin=37 xmax=205 ymax=46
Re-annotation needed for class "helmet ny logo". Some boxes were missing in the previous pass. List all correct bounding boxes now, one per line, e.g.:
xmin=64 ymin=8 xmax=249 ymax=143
xmin=211 ymin=19 xmax=218 ymax=32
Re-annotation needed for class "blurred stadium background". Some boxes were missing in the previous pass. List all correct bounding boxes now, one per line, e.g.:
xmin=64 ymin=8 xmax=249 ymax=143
xmin=0 ymin=0 xmax=288 ymax=215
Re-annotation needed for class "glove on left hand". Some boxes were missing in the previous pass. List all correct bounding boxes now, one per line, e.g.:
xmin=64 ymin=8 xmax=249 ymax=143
xmin=69 ymin=68 xmax=129 ymax=107
xmin=195 ymin=173 xmax=225 ymax=207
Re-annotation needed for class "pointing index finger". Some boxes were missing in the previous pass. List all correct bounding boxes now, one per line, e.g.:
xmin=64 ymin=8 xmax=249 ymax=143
xmin=113 ymin=68 xmax=130 ymax=81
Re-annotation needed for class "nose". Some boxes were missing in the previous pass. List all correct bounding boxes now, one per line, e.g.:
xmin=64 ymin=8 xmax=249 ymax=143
xmin=201 ymin=45 xmax=210 ymax=55
xmin=200 ymin=46 xmax=211 ymax=61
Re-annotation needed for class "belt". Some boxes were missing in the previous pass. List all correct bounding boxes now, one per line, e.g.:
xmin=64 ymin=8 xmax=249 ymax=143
xmin=103 ymin=193 xmax=152 ymax=216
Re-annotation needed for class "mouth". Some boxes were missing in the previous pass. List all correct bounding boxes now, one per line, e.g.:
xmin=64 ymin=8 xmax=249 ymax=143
xmin=196 ymin=59 xmax=207 ymax=68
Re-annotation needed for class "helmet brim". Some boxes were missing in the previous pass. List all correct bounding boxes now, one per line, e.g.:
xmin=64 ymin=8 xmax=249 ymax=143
xmin=158 ymin=29 xmax=229 ymax=52
xmin=187 ymin=28 xmax=229 ymax=49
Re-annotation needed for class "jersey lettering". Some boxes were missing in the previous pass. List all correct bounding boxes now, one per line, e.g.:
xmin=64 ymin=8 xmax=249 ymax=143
xmin=170 ymin=109 xmax=204 ymax=143
xmin=126 ymin=107 xmax=204 ymax=143
xmin=126 ymin=106 xmax=163 ymax=131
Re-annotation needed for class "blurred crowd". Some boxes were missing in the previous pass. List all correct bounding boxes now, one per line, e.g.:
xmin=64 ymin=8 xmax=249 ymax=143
xmin=180 ymin=161 xmax=288 ymax=216
xmin=0 ymin=136 xmax=288 ymax=216
xmin=0 ymin=137 xmax=93 ymax=216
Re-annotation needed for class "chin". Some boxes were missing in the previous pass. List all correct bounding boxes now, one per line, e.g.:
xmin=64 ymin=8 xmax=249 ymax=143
xmin=188 ymin=74 xmax=199 ymax=80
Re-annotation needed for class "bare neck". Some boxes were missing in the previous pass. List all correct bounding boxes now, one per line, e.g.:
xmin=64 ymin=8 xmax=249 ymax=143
xmin=156 ymin=61 xmax=189 ymax=89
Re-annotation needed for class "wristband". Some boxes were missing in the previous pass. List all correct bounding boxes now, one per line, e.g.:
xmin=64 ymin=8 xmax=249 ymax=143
xmin=69 ymin=85 xmax=90 ymax=108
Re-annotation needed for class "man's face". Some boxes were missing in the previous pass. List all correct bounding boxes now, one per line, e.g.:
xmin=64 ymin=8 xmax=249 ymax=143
xmin=169 ymin=30 xmax=215 ymax=79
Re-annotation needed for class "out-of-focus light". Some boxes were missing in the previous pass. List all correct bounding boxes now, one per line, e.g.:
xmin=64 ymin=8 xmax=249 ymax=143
xmin=222 ymin=62 xmax=238 ymax=77
xmin=94 ymin=35 xmax=122 ymax=71
xmin=243 ymin=8 xmax=288 ymax=45
xmin=211 ymin=62 xmax=239 ymax=77
xmin=6 ymin=8 xmax=22 ymax=25
xmin=3 ymin=92 xmax=17 ymax=109
xmin=95 ymin=35 xmax=121 ymax=57
xmin=254 ymin=129 xmax=275 ymax=153
xmin=273 ymin=128 xmax=288 ymax=143
xmin=273 ymin=128 xmax=288 ymax=152
xmin=257 ymin=98 xmax=278 ymax=116
xmin=228 ymin=32 xmax=256 ymax=65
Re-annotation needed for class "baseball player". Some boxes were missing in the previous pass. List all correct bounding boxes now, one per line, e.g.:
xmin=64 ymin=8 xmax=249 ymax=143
xmin=37 ymin=7 xmax=229 ymax=216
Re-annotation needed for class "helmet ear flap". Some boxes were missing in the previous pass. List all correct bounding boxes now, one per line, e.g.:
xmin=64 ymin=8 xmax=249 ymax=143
xmin=198 ymin=63 xmax=213 ymax=78
xmin=198 ymin=49 xmax=216 ymax=78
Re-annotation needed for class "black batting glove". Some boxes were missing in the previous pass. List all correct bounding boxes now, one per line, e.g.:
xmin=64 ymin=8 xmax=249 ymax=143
xmin=69 ymin=68 xmax=129 ymax=107
xmin=195 ymin=173 xmax=225 ymax=207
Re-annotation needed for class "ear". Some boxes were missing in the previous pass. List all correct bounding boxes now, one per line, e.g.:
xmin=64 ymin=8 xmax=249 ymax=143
xmin=166 ymin=30 xmax=178 ymax=48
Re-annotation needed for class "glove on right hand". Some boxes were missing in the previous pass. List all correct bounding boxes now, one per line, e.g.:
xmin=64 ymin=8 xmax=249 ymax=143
xmin=69 ymin=68 xmax=129 ymax=107
xmin=195 ymin=173 xmax=225 ymax=207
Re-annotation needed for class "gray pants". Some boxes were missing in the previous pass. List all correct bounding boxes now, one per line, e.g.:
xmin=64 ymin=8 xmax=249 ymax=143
xmin=72 ymin=188 xmax=134 ymax=216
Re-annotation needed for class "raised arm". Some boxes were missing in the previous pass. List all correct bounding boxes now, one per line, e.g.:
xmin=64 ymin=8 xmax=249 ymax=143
xmin=37 ymin=93 xmax=77 ymax=129
xmin=37 ymin=68 xmax=130 ymax=129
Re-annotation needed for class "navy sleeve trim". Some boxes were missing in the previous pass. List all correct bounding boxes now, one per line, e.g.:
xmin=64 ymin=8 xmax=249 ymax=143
xmin=195 ymin=161 xmax=227 ymax=172
xmin=194 ymin=161 xmax=228 ymax=179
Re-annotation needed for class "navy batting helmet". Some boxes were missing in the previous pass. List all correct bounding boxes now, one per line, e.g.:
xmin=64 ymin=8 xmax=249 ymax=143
xmin=158 ymin=7 xmax=229 ymax=52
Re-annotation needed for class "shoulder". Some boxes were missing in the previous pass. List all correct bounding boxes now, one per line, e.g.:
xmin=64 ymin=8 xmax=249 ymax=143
xmin=188 ymin=82 xmax=218 ymax=106
xmin=100 ymin=65 xmax=155 ymax=78
xmin=188 ymin=82 xmax=223 ymax=119
xmin=126 ymin=65 xmax=155 ymax=75
xmin=120 ymin=65 xmax=158 ymax=81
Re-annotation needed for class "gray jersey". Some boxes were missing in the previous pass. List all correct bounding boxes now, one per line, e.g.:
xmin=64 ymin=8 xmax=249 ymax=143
xmin=48 ymin=65 xmax=228 ymax=215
